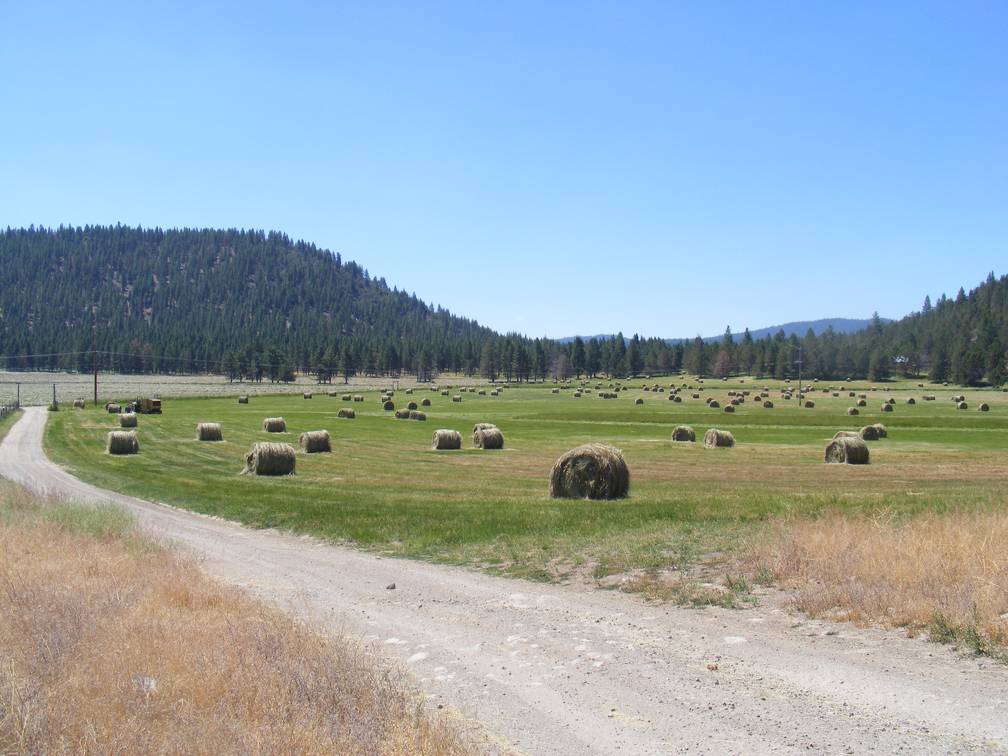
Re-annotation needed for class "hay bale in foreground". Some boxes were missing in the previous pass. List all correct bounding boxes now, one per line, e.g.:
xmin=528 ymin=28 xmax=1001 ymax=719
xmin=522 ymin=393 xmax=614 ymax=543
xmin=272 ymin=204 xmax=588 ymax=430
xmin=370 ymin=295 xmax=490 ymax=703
xmin=548 ymin=443 xmax=629 ymax=500
xmin=671 ymin=425 xmax=695 ymax=442
xmin=263 ymin=417 xmax=287 ymax=433
xmin=473 ymin=427 xmax=504 ymax=449
xmin=73 ymin=398 xmax=86 ymax=409
xmin=421 ymin=397 xmax=431 ymax=407
xmin=119 ymin=413 xmax=138 ymax=428
xmin=238 ymin=395 xmax=249 ymax=404
xmin=409 ymin=410 xmax=427 ymax=421
xmin=824 ymin=437 xmax=870 ymax=464
xmin=197 ymin=422 xmax=223 ymax=441
xmin=703 ymin=428 xmax=735 ymax=448
xmin=299 ymin=430 xmax=331 ymax=453
xmin=106 ymin=431 xmax=139 ymax=455
xmin=243 ymin=442 xmax=296 ymax=475
xmin=337 ymin=408 xmax=356 ymax=419
xmin=432 ymin=429 xmax=462 ymax=450
xmin=979 ymin=402 xmax=990 ymax=412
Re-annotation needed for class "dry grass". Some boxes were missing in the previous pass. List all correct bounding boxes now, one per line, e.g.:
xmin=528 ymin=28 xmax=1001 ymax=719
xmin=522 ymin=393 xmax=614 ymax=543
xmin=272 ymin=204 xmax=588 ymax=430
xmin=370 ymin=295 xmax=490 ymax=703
xmin=0 ymin=485 xmax=471 ymax=755
xmin=747 ymin=510 xmax=1008 ymax=659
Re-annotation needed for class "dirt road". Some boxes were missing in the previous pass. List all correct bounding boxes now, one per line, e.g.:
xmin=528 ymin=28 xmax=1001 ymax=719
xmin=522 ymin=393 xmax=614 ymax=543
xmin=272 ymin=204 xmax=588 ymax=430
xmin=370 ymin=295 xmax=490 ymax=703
xmin=2 ymin=407 xmax=1006 ymax=754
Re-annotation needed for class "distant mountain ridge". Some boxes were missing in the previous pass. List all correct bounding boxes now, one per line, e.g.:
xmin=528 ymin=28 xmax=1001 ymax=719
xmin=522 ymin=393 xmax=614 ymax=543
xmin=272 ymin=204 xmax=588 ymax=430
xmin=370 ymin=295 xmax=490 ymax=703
xmin=560 ymin=317 xmax=889 ymax=345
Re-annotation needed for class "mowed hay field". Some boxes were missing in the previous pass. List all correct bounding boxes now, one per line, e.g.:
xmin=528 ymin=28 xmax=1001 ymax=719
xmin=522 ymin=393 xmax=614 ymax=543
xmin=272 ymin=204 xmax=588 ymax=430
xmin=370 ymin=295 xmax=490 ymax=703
xmin=43 ymin=377 xmax=1008 ymax=652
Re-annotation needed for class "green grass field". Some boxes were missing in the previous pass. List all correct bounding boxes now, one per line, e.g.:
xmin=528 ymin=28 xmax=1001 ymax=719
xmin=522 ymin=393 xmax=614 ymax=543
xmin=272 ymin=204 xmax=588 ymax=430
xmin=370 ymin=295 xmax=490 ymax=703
xmin=44 ymin=377 xmax=1008 ymax=583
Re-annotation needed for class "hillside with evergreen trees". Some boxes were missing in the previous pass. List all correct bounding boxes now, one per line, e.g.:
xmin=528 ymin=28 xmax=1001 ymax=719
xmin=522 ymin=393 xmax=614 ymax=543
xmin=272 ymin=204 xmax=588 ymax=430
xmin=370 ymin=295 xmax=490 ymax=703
xmin=0 ymin=226 xmax=1004 ymax=386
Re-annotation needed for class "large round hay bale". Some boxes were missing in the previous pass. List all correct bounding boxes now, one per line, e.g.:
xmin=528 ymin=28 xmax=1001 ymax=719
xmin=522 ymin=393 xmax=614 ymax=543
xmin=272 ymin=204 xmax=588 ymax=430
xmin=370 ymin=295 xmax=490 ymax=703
xmin=887 ymin=398 xmax=896 ymax=405
xmin=634 ymin=397 xmax=644 ymax=405
xmin=670 ymin=425 xmax=695 ymax=443
xmin=763 ymin=400 xmax=774 ymax=409
xmin=432 ymin=429 xmax=462 ymax=450
xmin=421 ymin=397 xmax=431 ymax=407
xmin=858 ymin=425 xmax=880 ymax=441
xmin=395 ymin=409 xmax=411 ymax=419
xmin=708 ymin=399 xmax=720 ymax=409
xmin=303 ymin=392 xmax=313 ymax=400
xmin=409 ymin=410 xmax=427 ymax=421
xmin=119 ymin=413 xmax=138 ymax=428
xmin=237 ymin=395 xmax=249 ymax=404
xmin=327 ymin=391 xmax=337 ymax=398
xmin=723 ymin=404 xmax=735 ymax=413
xmin=441 ymin=390 xmax=450 ymax=396
xmin=263 ymin=417 xmax=286 ymax=433
xmin=474 ymin=427 xmax=504 ymax=449
xmin=672 ymin=395 xmax=682 ymax=403
xmin=106 ymin=403 xmax=121 ymax=414
xmin=549 ymin=443 xmax=629 ymax=500
xmin=979 ymin=402 xmax=990 ymax=412
xmin=551 ymin=388 xmax=560 ymax=394
xmin=243 ymin=442 xmax=296 ymax=475
xmin=906 ymin=397 xmax=916 ymax=405
xmin=299 ymin=430 xmax=331 ymax=453
xmin=957 ymin=401 xmax=968 ymax=410
xmin=703 ymin=428 xmax=735 ymax=448
xmin=337 ymin=408 xmax=356 ymax=419
xmin=407 ymin=401 xmax=418 ymax=410
xmin=804 ymin=400 xmax=815 ymax=408
xmin=383 ymin=400 xmax=395 ymax=411
xmin=848 ymin=392 xmax=856 ymax=397
xmin=881 ymin=404 xmax=893 ymax=413
xmin=833 ymin=430 xmax=862 ymax=440
xmin=856 ymin=399 xmax=867 ymax=407
xmin=846 ymin=407 xmax=859 ymax=416
xmin=197 ymin=422 xmax=223 ymax=441
xmin=106 ymin=430 xmax=139 ymax=455
xmin=824 ymin=437 xmax=870 ymax=464
xmin=73 ymin=398 xmax=86 ymax=409
xmin=342 ymin=393 xmax=352 ymax=401
xmin=452 ymin=395 xmax=463 ymax=403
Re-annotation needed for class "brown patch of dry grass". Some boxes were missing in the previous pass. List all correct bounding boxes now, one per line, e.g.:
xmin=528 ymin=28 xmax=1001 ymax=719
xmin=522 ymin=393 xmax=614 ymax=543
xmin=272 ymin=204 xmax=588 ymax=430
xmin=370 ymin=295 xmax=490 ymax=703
xmin=747 ymin=509 xmax=1008 ymax=658
xmin=0 ymin=485 xmax=471 ymax=754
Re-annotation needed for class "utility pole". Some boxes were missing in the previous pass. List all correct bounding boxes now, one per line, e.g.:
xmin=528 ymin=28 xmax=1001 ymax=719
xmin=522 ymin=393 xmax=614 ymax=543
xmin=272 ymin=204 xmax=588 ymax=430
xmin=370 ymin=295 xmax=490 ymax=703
xmin=795 ymin=346 xmax=803 ymax=406
xmin=92 ymin=304 xmax=98 ymax=407
xmin=15 ymin=382 xmax=19 ymax=408
xmin=52 ymin=383 xmax=56 ymax=408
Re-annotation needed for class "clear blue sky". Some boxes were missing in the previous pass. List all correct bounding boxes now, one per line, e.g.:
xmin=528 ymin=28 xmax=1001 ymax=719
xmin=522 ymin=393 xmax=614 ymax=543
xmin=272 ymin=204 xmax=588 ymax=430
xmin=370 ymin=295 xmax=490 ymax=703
xmin=3 ymin=1 xmax=1006 ymax=339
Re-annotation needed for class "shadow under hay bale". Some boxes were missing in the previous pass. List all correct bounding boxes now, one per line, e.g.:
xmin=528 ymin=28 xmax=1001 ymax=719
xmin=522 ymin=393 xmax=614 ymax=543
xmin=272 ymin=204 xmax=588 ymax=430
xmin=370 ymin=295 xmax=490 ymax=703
xmin=549 ymin=443 xmax=629 ymax=500
xmin=671 ymin=425 xmax=695 ymax=442
xmin=243 ymin=442 xmax=296 ymax=475
xmin=263 ymin=417 xmax=287 ymax=433
xmin=824 ymin=436 xmax=870 ymax=464
xmin=337 ymin=408 xmax=355 ymax=419
xmin=299 ymin=430 xmax=331 ymax=453
xmin=703 ymin=428 xmax=735 ymax=448
xmin=119 ymin=413 xmax=138 ymax=428
xmin=473 ymin=427 xmax=504 ymax=449
xmin=107 ymin=430 xmax=139 ymax=455
xmin=197 ymin=422 xmax=223 ymax=441
xmin=432 ymin=429 xmax=462 ymax=450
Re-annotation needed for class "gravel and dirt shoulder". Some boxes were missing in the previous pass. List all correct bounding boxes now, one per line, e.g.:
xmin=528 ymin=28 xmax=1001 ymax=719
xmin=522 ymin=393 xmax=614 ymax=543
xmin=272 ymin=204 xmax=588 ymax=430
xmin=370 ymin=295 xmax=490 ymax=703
xmin=2 ymin=407 xmax=1006 ymax=754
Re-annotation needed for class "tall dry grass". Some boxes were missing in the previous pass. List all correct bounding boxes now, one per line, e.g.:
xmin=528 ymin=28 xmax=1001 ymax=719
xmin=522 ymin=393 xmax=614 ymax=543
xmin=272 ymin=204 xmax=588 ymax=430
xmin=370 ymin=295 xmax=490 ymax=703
xmin=0 ymin=485 xmax=471 ymax=754
xmin=748 ymin=510 xmax=1008 ymax=657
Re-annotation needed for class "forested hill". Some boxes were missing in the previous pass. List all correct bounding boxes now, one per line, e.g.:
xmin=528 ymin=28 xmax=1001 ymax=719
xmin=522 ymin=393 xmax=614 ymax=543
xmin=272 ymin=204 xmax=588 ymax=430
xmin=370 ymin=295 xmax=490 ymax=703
xmin=0 ymin=225 xmax=502 ymax=378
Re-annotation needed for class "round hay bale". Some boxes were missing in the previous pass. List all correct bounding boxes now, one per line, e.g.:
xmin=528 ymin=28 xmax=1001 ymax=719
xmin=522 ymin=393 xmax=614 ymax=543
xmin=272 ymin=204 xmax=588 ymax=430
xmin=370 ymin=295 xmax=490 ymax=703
xmin=473 ymin=427 xmax=504 ymax=449
xmin=299 ymin=430 xmax=331 ymax=453
xmin=342 ymin=394 xmax=352 ymax=401
xmin=708 ymin=399 xmax=720 ymax=409
xmin=473 ymin=422 xmax=497 ymax=433
xmin=263 ymin=417 xmax=287 ymax=433
xmin=979 ymin=402 xmax=990 ymax=412
xmin=407 ymin=401 xmax=418 ymax=411
xmin=551 ymin=388 xmax=560 ymax=394
xmin=327 ymin=391 xmax=337 ymax=398
xmin=957 ymin=401 xmax=968 ymax=410
xmin=119 ymin=413 xmax=138 ymax=428
xmin=887 ymin=398 xmax=896 ymax=405
xmin=303 ymin=392 xmax=312 ymax=399
xmin=421 ymin=397 xmax=431 ymax=407
xmin=73 ymin=399 xmax=86 ymax=409
xmin=106 ymin=430 xmax=139 ymax=455
xmin=703 ymin=428 xmax=735 ymax=448
xmin=634 ymin=397 xmax=644 ymax=405
xmin=833 ymin=430 xmax=862 ymax=440
xmin=243 ymin=442 xmax=296 ymax=475
xmin=432 ymin=429 xmax=462 ymax=450
xmin=692 ymin=393 xmax=701 ymax=399
xmin=906 ymin=397 xmax=915 ymax=404
xmin=671 ymin=425 xmax=695 ymax=442
xmin=763 ymin=400 xmax=774 ymax=409
xmin=832 ymin=392 xmax=839 ymax=397
xmin=881 ymin=404 xmax=893 ymax=413
xmin=490 ymin=390 xmax=499 ymax=396
xmin=548 ymin=443 xmax=629 ymax=500
xmin=337 ymin=408 xmax=356 ymax=419
xmin=824 ymin=437 xmax=870 ymax=465
xmin=872 ymin=423 xmax=887 ymax=438
xmin=441 ymin=390 xmax=450 ymax=396
xmin=847 ymin=407 xmax=860 ymax=416
xmin=238 ymin=395 xmax=249 ymax=404
xmin=395 ymin=409 xmax=411 ymax=419
xmin=478 ymin=389 xmax=487 ymax=395
xmin=856 ymin=399 xmax=867 ymax=407
xmin=196 ymin=422 xmax=223 ymax=441
xmin=858 ymin=425 xmax=880 ymax=441
xmin=673 ymin=395 xmax=682 ymax=403
xmin=383 ymin=400 xmax=395 ymax=411
xmin=452 ymin=395 xmax=463 ymax=403
xmin=409 ymin=410 xmax=427 ymax=421
xmin=804 ymin=401 xmax=815 ymax=408
xmin=353 ymin=395 xmax=364 ymax=402
xmin=106 ymin=403 xmax=121 ymax=414
xmin=723 ymin=404 xmax=735 ymax=413
xmin=848 ymin=392 xmax=856 ymax=397
xmin=405 ymin=388 xmax=414 ymax=395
